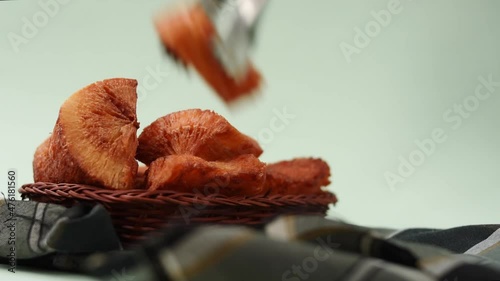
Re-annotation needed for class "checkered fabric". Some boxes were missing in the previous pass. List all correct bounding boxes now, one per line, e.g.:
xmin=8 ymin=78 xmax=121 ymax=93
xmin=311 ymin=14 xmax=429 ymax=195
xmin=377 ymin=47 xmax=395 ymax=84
xmin=2 ymin=200 xmax=500 ymax=280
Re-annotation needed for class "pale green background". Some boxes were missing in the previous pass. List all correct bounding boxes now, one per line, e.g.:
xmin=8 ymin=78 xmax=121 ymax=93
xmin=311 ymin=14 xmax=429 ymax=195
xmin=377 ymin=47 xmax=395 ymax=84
xmin=1 ymin=0 xmax=500 ymax=279
xmin=1 ymin=0 xmax=500 ymax=231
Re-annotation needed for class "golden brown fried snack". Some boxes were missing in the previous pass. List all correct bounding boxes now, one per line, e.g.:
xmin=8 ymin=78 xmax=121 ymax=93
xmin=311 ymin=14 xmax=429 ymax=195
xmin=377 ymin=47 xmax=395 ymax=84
xmin=154 ymin=3 xmax=262 ymax=103
xmin=265 ymin=158 xmax=331 ymax=195
xmin=33 ymin=78 xmax=140 ymax=190
xmin=33 ymin=138 xmax=51 ymax=182
xmin=146 ymin=154 xmax=266 ymax=196
xmin=137 ymin=109 xmax=263 ymax=165
xmin=33 ymin=135 xmax=87 ymax=185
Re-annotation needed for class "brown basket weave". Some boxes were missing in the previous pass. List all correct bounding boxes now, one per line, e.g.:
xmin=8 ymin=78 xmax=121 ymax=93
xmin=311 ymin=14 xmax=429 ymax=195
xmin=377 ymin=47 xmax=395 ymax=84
xmin=19 ymin=182 xmax=338 ymax=246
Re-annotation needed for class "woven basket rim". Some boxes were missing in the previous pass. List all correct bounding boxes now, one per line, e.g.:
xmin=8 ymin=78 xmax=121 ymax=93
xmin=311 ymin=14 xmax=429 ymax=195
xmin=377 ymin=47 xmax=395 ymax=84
xmin=19 ymin=182 xmax=338 ymax=207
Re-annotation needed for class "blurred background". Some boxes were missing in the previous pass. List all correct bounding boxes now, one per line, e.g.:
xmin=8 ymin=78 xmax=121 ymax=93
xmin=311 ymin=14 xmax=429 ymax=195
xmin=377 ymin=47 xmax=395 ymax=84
xmin=1 ymin=0 xmax=499 ymax=229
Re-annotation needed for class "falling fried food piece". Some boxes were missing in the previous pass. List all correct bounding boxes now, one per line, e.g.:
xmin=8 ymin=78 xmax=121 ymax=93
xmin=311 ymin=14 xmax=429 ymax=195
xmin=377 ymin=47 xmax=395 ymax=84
xmin=33 ymin=78 xmax=140 ymax=190
xmin=154 ymin=3 xmax=262 ymax=103
xmin=136 ymin=109 xmax=263 ymax=165
xmin=265 ymin=158 xmax=331 ymax=195
xmin=146 ymin=154 xmax=266 ymax=196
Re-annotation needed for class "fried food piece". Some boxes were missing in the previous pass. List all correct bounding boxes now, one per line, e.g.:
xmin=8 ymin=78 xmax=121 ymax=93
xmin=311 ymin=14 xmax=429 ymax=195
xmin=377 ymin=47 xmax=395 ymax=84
xmin=154 ymin=3 xmax=262 ymax=103
xmin=136 ymin=109 xmax=263 ymax=165
xmin=33 ymin=78 xmax=140 ymax=190
xmin=33 ymin=129 xmax=89 ymax=185
xmin=265 ymin=158 xmax=331 ymax=195
xmin=146 ymin=154 xmax=266 ymax=196
xmin=33 ymin=138 xmax=51 ymax=182
xmin=33 ymin=135 xmax=86 ymax=185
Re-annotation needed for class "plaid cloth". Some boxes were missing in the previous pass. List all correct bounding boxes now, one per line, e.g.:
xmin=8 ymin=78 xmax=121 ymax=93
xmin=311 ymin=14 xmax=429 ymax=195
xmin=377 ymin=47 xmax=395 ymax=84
xmin=0 ymin=200 xmax=121 ymax=271
xmin=2 ymin=199 xmax=500 ymax=280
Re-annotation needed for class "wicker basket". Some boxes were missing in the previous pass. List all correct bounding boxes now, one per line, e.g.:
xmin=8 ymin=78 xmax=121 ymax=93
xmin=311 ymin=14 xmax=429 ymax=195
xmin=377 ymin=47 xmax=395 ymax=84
xmin=19 ymin=182 xmax=338 ymax=246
